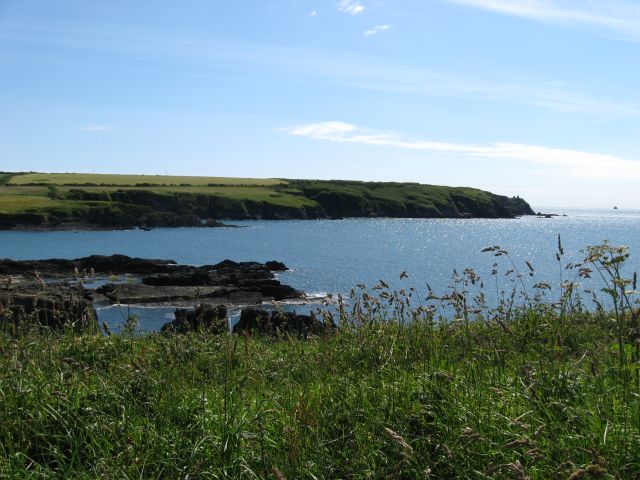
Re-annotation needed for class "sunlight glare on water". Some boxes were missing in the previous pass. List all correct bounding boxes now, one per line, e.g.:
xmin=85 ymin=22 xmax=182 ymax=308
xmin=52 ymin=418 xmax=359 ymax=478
xmin=2 ymin=209 xmax=639 ymax=331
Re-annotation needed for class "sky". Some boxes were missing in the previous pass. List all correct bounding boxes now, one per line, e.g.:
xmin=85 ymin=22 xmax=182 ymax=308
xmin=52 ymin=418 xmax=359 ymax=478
xmin=1 ymin=0 xmax=639 ymax=209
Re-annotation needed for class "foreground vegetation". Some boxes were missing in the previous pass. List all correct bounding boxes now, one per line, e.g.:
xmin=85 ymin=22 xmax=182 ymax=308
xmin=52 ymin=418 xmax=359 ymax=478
xmin=0 ymin=172 xmax=534 ymax=228
xmin=0 ymin=242 xmax=639 ymax=478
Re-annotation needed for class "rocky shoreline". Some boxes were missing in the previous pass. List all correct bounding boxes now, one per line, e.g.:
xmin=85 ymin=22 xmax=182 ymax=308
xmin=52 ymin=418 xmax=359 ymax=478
xmin=0 ymin=254 xmax=329 ymax=335
xmin=0 ymin=218 xmax=235 ymax=231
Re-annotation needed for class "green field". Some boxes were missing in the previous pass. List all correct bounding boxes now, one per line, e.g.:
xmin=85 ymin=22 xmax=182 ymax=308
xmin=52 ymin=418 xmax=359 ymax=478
xmin=58 ymin=185 xmax=318 ymax=208
xmin=0 ymin=194 xmax=66 ymax=213
xmin=7 ymin=172 xmax=285 ymax=187
xmin=0 ymin=173 xmax=314 ymax=217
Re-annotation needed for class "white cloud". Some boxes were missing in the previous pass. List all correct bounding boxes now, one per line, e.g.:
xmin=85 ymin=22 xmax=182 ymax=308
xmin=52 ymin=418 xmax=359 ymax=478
xmin=338 ymin=0 xmax=365 ymax=15
xmin=364 ymin=24 xmax=391 ymax=36
xmin=282 ymin=121 xmax=640 ymax=180
xmin=79 ymin=124 xmax=111 ymax=132
xmin=444 ymin=0 xmax=640 ymax=41
xmin=309 ymin=10 xmax=317 ymax=17
xmin=287 ymin=121 xmax=357 ymax=138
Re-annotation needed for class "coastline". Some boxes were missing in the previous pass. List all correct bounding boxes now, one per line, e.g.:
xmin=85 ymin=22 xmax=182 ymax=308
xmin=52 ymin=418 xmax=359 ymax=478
xmin=0 ymin=212 xmax=536 ymax=232
xmin=0 ymin=173 xmax=536 ymax=230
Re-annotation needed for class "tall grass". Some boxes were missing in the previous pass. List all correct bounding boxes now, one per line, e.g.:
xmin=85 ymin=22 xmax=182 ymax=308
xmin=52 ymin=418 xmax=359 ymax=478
xmin=0 ymin=242 xmax=639 ymax=478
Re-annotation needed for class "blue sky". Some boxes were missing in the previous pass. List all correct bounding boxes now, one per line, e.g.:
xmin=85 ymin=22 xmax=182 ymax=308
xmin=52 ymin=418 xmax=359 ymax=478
xmin=1 ymin=0 xmax=639 ymax=208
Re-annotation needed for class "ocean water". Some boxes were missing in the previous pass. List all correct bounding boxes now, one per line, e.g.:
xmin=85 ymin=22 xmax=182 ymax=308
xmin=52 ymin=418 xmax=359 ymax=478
xmin=1 ymin=208 xmax=639 ymax=331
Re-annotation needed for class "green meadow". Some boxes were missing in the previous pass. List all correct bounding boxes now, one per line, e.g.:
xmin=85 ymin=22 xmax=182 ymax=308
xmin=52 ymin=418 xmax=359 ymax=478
xmin=7 ymin=172 xmax=285 ymax=187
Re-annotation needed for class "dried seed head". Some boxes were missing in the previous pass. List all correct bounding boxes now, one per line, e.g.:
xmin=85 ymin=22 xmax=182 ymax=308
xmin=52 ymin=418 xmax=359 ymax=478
xmin=384 ymin=427 xmax=414 ymax=456
xmin=526 ymin=448 xmax=544 ymax=460
xmin=504 ymin=438 xmax=531 ymax=449
xmin=272 ymin=467 xmax=286 ymax=480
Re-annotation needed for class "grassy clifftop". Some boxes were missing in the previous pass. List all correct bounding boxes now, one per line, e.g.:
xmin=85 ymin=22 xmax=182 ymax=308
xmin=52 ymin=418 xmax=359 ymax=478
xmin=0 ymin=172 xmax=534 ymax=229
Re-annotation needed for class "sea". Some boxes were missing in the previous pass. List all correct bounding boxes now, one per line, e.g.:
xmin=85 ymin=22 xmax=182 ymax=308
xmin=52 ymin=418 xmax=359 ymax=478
xmin=1 ymin=208 xmax=639 ymax=332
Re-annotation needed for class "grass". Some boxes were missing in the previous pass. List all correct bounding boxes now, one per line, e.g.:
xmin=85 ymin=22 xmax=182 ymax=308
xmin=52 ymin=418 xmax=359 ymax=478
xmin=0 ymin=195 xmax=74 ymax=214
xmin=60 ymin=186 xmax=319 ymax=209
xmin=8 ymin=173 xmax=285 ymax=187
xmin=0 ymin=186 xmax=49 ymax=196
xmin=0 ymin=242 xmax=639 ymax=478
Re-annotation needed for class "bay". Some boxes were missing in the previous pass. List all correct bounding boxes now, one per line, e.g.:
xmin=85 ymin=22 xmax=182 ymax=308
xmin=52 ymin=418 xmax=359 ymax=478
xmin=1 ymin=208 xmax=639 ymax=331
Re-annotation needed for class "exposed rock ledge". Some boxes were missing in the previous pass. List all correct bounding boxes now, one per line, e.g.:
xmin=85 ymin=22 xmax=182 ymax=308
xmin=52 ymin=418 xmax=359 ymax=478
xmin=160 ymin=304 xmax=336 ymax=337
xmin=0 ymin=255 xmax=302 ymax=333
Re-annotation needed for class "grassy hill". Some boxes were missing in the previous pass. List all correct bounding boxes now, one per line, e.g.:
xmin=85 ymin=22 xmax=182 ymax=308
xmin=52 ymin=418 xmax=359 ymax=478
xmin=0 ymin=172 xmax=534 ymax=229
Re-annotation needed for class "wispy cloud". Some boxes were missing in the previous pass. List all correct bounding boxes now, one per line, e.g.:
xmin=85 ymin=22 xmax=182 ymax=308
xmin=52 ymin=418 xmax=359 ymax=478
xmin=407 ymin=80 xmax=640 ymax=117
xmin=309 ymin=10 xmax=317 ymax=17
xmin=338 ymin=0 xmax=365 ymax=15
xmin=282 ymin=121 xmax=640 ymax=180
xmin=364 ymin=25 xmax=391 ymax=36
xmin=2 ymin=21 xmax=637 ymax=118
xmin=444 ymin=0 xmax=640 ymax=41
xmin=79 ymin=124 xmax=111 ymax=132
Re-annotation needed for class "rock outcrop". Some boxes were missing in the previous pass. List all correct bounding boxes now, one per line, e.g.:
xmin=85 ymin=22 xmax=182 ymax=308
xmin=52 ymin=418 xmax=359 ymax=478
xmin=0 ymin=255 xmax=176 ymax=276
xmin=265 ymin=261 xmax=288 ymax=271
xmin=0 ymin=255 xmax=301 ymax=334
xmin=161 ymin=304 xmax=228 ymax=334
xmin=98 ymin=258 xmax=301 ymax=305
xmin=232 ymin=307 xmax=334 ymax=337
xmin=0 ymin=284 xmax=97 ymax=333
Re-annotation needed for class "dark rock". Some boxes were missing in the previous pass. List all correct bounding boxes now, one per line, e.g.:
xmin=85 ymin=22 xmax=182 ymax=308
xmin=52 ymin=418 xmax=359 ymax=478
xmin=210 ymin=260 xmax=274 ymax=279
xmin=77 ymin=255 xmax=177 ymax=274
xmin=233 ymin=308 xmax=271 ymax=334
xmin=0 ymin=254 xmax=176 ymax=276
xmin=0 ymin=285 xmax=98 ymax=334
xmin=254 ymin=280 xmax=301 ymax=300
xmin=140 ymin=260 xmax=301 ymax=302
xmin=233 ymin=308 xmax=333 ymax=337
xmin=161 ymin=304 xmax=228 ymax=334
xmin=265 ymin=261 xmax=288 ymax=271
xmin=143 ymin=270 xmax=213 ymax=286
xmin=1 ymin=255 xmax=302 ymax=327
xmin=203 ymin=218 xmax=232 ymax=228
xmin=270 ymin=311 xmax=328 ymax=336
xmin=94 ymin=284 xmax=241 ymax=304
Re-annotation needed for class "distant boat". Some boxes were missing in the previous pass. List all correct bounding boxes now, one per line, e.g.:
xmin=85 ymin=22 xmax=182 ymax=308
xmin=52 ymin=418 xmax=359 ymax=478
xmin=613 ymin=206 xmax=619 ymax=210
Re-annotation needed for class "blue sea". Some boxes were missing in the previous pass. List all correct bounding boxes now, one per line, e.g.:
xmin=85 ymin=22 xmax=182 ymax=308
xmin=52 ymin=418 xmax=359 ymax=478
xmin=1 ymin=208 xmax=639 ymax=331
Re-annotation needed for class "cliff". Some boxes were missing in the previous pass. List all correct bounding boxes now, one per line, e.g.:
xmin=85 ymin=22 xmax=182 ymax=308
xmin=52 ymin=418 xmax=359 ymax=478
xmin=0 ymin=173 xmax=534 ymax=229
